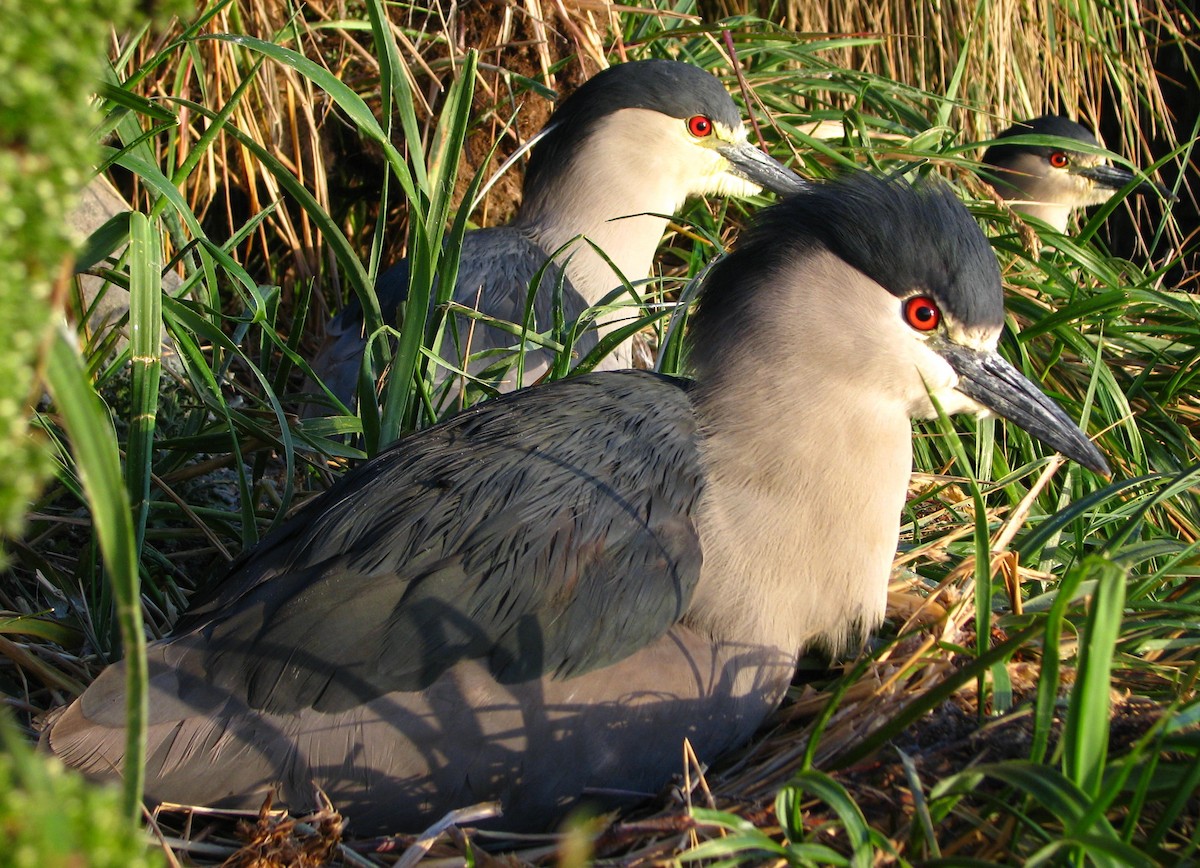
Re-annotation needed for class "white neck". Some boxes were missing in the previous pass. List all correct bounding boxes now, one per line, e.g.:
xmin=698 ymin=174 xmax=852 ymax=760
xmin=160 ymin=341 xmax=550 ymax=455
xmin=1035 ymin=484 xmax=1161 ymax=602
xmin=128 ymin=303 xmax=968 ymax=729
xmin=683 ymin=251 xmax=940 ymax=656
xmin=1010 ymin=200 xmax=1071 ymax=232
xmin=688 ymin=378 xmax=912 ymax=657
xmin=516 ymin=109 xmax=734 ymax=363
xmin=525 ymin=207 xmax=672 ymax=363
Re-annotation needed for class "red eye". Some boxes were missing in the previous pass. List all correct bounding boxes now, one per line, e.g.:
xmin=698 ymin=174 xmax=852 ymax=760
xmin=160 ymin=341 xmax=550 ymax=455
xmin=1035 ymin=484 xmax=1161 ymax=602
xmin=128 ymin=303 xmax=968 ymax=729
xmin=904 ymin=296 xmax=941 ymax=332
xmin=1049 ymin=151 xmax=1070 ymax=169
xmin=687 ymin=115 xmax=713 ymax=137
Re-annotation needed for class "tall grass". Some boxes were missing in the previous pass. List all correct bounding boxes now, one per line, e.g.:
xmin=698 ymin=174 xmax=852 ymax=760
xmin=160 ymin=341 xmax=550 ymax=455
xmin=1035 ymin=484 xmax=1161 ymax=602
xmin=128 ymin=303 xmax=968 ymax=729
xmin=1 ymin=0 xmax=1197 ymax=863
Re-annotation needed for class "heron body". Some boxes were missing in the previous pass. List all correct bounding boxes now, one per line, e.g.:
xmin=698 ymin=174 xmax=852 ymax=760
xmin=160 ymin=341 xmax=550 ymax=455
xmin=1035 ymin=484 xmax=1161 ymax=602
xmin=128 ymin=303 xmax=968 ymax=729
xmin=48 ymin=174 xmax=1108 ymax=834
xmin=310 ymin=60 xmax=806 ymax=410
xmin=983 ymin=114 xmax=1166 ymax=231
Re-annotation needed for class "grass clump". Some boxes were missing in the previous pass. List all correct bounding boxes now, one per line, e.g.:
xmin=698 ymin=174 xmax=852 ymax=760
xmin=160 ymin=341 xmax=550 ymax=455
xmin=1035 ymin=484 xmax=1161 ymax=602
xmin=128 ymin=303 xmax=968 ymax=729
xmin=0 ymin=0 xmax=183 ymax=545
xmin=1 ymin=0 xmax=1197 ymax=864
xmin=0 ymin=715 xmax=163 ymax=868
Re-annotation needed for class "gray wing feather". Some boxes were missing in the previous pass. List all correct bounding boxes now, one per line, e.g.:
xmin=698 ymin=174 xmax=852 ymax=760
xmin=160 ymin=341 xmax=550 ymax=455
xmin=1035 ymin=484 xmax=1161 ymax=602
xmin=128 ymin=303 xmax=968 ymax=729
xmin=188 ymin=371 xmax=703 ymax=713
xmin=309 ymin=228 xmax=597 ymax=407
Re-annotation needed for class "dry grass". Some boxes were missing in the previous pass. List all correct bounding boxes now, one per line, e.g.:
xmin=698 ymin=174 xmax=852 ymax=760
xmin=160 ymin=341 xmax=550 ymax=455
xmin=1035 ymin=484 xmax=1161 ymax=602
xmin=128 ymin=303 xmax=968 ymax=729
xmin=5 ymin=0 xmax=1199 ymax=864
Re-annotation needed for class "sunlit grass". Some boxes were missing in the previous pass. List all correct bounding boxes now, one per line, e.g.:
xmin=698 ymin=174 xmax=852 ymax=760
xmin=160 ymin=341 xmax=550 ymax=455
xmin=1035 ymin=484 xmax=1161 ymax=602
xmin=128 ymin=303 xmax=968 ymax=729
xmin=3 ymin=0 xmax=1197 ymax=863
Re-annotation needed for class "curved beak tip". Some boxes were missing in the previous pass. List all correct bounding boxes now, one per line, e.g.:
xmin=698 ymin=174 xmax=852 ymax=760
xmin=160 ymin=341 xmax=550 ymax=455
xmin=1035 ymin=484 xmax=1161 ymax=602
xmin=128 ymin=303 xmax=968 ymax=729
xmin=1077 ymin=447 xmax=1111 ymax=479
xmin=940 ymin=344 xmax=1113 ymax=478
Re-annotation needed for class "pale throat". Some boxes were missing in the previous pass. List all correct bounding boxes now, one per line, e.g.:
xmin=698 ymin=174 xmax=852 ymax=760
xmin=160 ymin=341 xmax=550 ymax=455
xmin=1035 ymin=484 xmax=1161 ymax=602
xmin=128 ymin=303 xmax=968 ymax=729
xmin=687 ymin=373 xmax=916 ymax=656
xmin=1009 ymin=199 xmax=1072 ymax=232
xmin=518 ymin=114 xmax=701 ymax=339
xmin=522 ymin=191 xmax=680 ymax=344
xmin=538 ymin=210 xmax=672 ymax=303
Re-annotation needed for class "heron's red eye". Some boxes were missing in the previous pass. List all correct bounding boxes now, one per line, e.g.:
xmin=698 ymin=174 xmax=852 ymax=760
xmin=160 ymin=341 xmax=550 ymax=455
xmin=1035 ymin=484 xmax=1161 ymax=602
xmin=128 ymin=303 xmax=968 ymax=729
xmin=687 ymin=115 xmax=713 ymax=137
xmin=1049 ymin=151 xmax=1070 ymax=169
xmin=904 ymin=296 xmax=941 ymax=332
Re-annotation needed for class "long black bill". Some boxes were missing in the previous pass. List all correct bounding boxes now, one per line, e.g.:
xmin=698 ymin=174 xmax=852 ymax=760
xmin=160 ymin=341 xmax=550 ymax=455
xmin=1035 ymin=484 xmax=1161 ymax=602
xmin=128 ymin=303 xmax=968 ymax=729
xmin=937 ymin=342 xmax=1110 ymax=476
xmin=1077 ymin=163 xmax=1173 ymax=199
xmin=718 ymin=140 xmax=810 ymax=196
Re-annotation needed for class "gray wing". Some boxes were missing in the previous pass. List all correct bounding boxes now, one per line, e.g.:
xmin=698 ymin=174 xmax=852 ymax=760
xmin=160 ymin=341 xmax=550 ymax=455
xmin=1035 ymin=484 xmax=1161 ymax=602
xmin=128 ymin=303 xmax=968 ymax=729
xmin=186 ymin=371 xmax=704 ymax=714
xmin=308 ymin=228 xmax=598 ymax=408
xmin=304 ymin=258 xmax=411 ymax=410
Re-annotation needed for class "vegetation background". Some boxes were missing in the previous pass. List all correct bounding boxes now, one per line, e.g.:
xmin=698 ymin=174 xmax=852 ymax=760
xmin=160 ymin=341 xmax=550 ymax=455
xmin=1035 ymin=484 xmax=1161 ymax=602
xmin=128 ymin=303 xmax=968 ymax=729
xmin=0 ymin=0 xmax=1197 ymax=864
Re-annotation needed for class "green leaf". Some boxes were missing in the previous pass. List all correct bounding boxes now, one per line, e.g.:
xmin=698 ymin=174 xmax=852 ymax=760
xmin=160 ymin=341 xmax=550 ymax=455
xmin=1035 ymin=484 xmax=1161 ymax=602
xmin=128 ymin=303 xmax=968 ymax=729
xmin=200 ymin=33 xmax=415 ymax=200
xmin=44 ymin=333 xmax=146 ymax=823
xmin=74 ymin=211 xmax=131 ymax=274
xmin=94 ymin=80 xmax=178 ymax=124
xmin=1031 ymin=557 xmax=1087 ymax=763
xmin=377 ymin=50 xmax=479 ymax=447
xmin=126 ymin=212 xmax=163 ymax=555
xmin=1063 ymin=557 xmax=1128 ymax=797
xmin=778 ymin=770 xmax=877 ymax=868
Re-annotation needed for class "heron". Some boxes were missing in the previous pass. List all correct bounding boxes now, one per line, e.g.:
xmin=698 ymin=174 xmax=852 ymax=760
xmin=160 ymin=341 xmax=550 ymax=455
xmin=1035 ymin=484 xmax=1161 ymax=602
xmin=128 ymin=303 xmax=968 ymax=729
xmin=307 ymin=59 xmax=807 ymax=411
xmin=47 ymin=172 xmax=1108 ymax=834
xmin=982 ymin=114 xmax=1168 ymax=232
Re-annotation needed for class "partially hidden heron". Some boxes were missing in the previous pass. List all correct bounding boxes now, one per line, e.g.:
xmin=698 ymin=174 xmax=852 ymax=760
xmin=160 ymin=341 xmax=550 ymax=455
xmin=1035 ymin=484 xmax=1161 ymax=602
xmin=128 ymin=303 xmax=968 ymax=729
xmin=983 ymin=113 xmax=1168 ymax=232
xmin=307 ymin=59 xmax=806 ymax=411
xmin=47 ymin=173 xmax=1109 ymax=834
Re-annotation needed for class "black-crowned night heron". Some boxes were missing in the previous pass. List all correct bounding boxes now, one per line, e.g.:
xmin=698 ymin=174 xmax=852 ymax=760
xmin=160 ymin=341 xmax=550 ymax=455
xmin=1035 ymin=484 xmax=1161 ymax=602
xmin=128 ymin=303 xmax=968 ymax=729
xmin=983 ymin=114 xmax=1167 ymax=231
xmin=47 ymin=173 xmax=1108 ymax=834
xmin=309 ymin=59 xmax=806 ymax=409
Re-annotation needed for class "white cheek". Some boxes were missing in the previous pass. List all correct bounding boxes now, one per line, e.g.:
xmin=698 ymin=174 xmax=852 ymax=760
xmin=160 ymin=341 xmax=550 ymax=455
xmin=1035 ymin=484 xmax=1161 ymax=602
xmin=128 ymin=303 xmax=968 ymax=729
xmin=691 ymin=146 xmax=762 ymax=198
xmin=706 ymin=172 xmax=764 ymax=198
xmin=931 ymin=389 xmax=989 ymax=418
xmin=1082 ymin=179 xmax=1119 ymax=206
xmin=909 ymin=346 xmax=987 ymax=418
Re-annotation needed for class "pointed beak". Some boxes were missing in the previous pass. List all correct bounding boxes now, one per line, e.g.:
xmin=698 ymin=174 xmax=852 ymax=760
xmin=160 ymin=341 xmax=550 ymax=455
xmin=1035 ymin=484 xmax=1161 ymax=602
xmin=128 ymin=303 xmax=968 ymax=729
xmin=936 ymin=342 xmax=1110 ymax=476
xmin=1076 ymin=163 xmax=1173 ymax=200
xmin=717 ymin=140 xmax=810 ymax=196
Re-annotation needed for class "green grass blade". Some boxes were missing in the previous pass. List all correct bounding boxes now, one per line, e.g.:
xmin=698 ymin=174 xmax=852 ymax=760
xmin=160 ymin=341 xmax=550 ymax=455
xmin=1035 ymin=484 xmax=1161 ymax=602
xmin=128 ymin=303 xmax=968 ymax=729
xmin=682 ymin=808 xmax=792 ymax=864
xmin=44 ymin=332 xmax=146 ymax=823
xmin=930 ymin=393 xmax=995 ymax=710
xmin=778 ymin=770 xmax=884 ymax=868
xmin=196 ymin=31 xmax=417 ymax=353
xmin=94 ymin=79 xmax=177 ymax=125
xmin=364 ymin=0 xmax=427 ymax=195
xmin=378 ymin=51 xmax=478 ymax=446
xmin=75 ymin=211 xmax=131 ymax=274
xmin=934 ymin=0 xmax=985 ymax=127
xmin=830 ymin=622 xmax=1043 ymax=770
xmin=1031 ymin=559 xmax=1088 ymax=764
xmin=1063 ymin=556 xmax=1127 ymax=798
xmin=126 ymin=212 xmax=162 ymax=555
xmin=167 ymin=96 xmax=374 ymax=318
xmin=201 ymin=33 xmax=415 ymax=201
